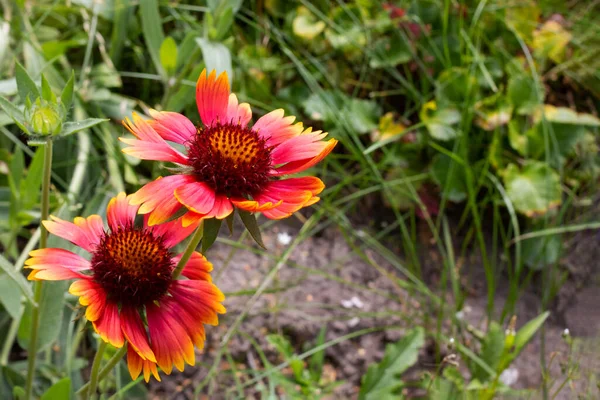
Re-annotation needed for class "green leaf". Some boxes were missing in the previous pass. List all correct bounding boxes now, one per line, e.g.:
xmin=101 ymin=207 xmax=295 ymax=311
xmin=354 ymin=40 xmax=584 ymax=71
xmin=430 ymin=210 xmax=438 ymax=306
xmin=212 ymin=6 xmax=234 ymax=41
xmin=140 ymin=0 xmax=166 ymax=78
xmin=196 ymin=38 xmax=233 ymax=80
xmin=431 ymin=154 xmax=467 ymax=203
xmin=533 ymin=21 xmax=571 ymax=63
xmin=536 ymin=105 xmax=600 ymax=126
xmin=202 ymin=218 xmax=222 ymax=253
xmin=522 ymin=232 xmax=561 ymax=270
xmin=0 ymin=96 xmax=29 ymax=133
xmin=420 ymin=101 xmax=461 ymax=141
xmin=342 ymin=98 xmax=381 ymax=134
xmin=309 ymin=326 xmax=327 ymax=383
xmin=159 ymin=36 xmax=178 ymax=74
xmin=503 ymin=162 xmax=562 ymax=217
xmin=508 ymin=74 xmax=542 ymax=115
xmin=0 ymin=254 xmax=35 ymax=305
xmin=238 ymin=209 xmax=266 ymax=249
xmin=359 ymin=327 xmax=424 ymax=400
xmin=267 ymin=334 xmax=294 ymax=359
xmin=504 ymin=0 xmax=540 ymax=45
xmin=473 ymin=322 xmax=505 ymax=382
xmin=436 ymin=68 xmax=476 ymax=105
xmin=225 ymin=209 xmax=235 ymax=235
xmin=303 ymin=90 xmax=345 ymax=123
xmin=60 ymin=118 xmax=108 ymax=137
xmin=513 ymin=311 xmax=549 ymax=355
xmin=60 ymin=71 xmax=75 ymax=111
xmin=370 ymin=31 xmax=412 ymax=68
xmin=15 ymin=62 xmax=39 ymax=103
xmin=0 ymin=273 xmax=23 ymax=319
xmin=18 ymin=281 xmax=67 ymax=351
xmin=41 ymin=378 xmax=71 ymax=400
xmin=293 ymin=6 xmax=326 ymax=40
xmin=21 ymin=147 xmax=45 ymax=209
xmin=40 ymin=75 xmax=56 ymax=103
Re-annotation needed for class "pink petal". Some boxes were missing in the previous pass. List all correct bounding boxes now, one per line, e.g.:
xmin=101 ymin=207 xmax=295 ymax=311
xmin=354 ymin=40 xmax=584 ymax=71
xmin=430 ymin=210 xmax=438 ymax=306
xmin=148 ymin=110 xmax=197 ymax=144
xmin=196 ymin=69 xmax=230 ymax=127
xmin=174 ymin=180 xmax=216 ymax=215
xmin=43 ymin=215 xmax=104 ymax=253
xmin=270 ymin=130 xmax=329 ymax=164
xmin=226 ymin=93 xmax=252 ymax=126
xmin=69 ymin=279 xmax=106 ymax=322
xmin=107 ymin=192 xmax=139 ymax=231
xmin=129 ymin=175 xmax=190 ymax=226
xmin=146 ymin=216 xmax=200 ymax=249
xmin=210 ymin=194 xmax=234 ymax=219
xmin=26 ymin=248 xmax=90 ymax=270
xmin=272 ymin=137 xmax=338 ymax=176
xmin=253 ymin=109 xmax=304 ymax=147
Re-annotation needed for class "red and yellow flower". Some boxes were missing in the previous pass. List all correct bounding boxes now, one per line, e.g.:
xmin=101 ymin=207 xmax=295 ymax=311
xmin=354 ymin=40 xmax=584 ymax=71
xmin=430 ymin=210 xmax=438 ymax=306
xmin=25 ymin=193 xmax=225 ymax=382
xmin=120 ymin=69 xmax=338 ymax=226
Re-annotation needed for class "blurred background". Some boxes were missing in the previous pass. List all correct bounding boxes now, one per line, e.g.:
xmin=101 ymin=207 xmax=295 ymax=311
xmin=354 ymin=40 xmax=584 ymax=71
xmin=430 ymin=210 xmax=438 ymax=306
xmin=1 ymin=0 xmax=599 ymax=398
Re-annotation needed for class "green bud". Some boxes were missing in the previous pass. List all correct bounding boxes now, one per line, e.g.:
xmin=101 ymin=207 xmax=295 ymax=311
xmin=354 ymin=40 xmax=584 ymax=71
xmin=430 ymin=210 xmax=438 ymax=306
xmin=27 ymin=100 xmax=64 ymax=136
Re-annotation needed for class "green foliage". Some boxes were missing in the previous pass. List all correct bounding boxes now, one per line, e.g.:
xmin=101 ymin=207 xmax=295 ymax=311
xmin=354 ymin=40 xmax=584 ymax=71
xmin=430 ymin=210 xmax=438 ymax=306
xmin=359 ymin=327 xmax=425 ymax=400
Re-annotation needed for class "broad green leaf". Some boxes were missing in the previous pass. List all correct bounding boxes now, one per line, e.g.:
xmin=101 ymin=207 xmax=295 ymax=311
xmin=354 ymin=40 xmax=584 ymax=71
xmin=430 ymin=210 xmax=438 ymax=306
xmin=534 ymin=105 xmax=600 ymax=126
xmin=370 ymin=31 xmax=412 ymax=69
xmin=0 ymin=273 xmax=23 ymax=319
xmin=202 ymin=218 xmax=222 ymax=253
xmin=0 ymin=254 xmax=34 ymax=305
xmin=293 ymin=6 xmax=326 ymax=40
xmin=507 ymin=74 xmax=542 ymax=115
xmin=139 ymin=0 xmax=166 ymax=78
xmin=196 ymin=38 xmax=233 ymax=81
xmin=513 ymin=311 xmax=549 ymax=355
xmin=60 ymin=71 xmax=75 ymax=111
xmin=176 ymin=31 xmax=202 ymax=70
xmin=503 ymin=162 xmax=561 ymax=217
xmin=238 ymin=209 xmax=266 ymax=249
xmin=41 ymin=378 xmax=71 ymax=400
xmin=504 ymin=0 xmax=540 ymax=45
xmin=342 ymin=98 xmax=381 ymax=134
xmin=61 ymin=118 xmax=108 ymax=137
xmin=18 ymin=281 xmax=67 ymax=351
xmin=0 ymin=96 xmax=29 ymax=133
xmin=522 ymin=232 xmax=561 ymax=270
xmin=159 ymin=36 xmax=178 ymax=74
xmin=436 ymin=67 xmax=476 ymax=105
xmin=15 ymin=62 xmax=39 ymax=103
xmin=359 ymin=327 xmax=424 ymax=400
xmin=431 ymin=154 xmax=467 ymax=203
xmin=9 ymin=146 xmax=25 ymax=195
xmin=420 ymin=101 xmax=461 ymax=141
xmin=473 ymin=322 xmax=504 ymax=382
xmin=533 ymin=21 xmax=571 ymax=63
xmin=303 ymin=90 xmax=345 ymax=123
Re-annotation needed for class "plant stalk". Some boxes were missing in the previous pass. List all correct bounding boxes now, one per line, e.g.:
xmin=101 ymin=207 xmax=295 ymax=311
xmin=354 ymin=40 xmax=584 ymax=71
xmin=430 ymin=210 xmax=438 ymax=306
xmin=172 ymin=221 xmax=204 ymax=279
xmin=86 ymin=340 xmax=107 ymax=400
xmin=24 ymin=138 xmax=53 ymax=400
xmin=77 ymin=346 xmax=127 ymax=399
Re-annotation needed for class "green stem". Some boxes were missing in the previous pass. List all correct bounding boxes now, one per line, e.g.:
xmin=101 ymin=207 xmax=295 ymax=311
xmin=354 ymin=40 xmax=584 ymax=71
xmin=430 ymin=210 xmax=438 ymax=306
xmin=86 ymin=340 xmax=107 ymax=400
xmin=77 ymin=346 xmax=127 ymax=399
xmin=0 ymin=308 xmax=22 ymax=366
xmin=24 ymin=139 xmax=53 ymax=400
xmin=172 ymin=221 xmax=204 ymax=279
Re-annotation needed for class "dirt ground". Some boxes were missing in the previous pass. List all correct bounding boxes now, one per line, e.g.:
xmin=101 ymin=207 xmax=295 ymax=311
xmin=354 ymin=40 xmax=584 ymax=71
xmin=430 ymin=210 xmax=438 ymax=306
xmin=149 ymin=219 xmax=600 ymax=399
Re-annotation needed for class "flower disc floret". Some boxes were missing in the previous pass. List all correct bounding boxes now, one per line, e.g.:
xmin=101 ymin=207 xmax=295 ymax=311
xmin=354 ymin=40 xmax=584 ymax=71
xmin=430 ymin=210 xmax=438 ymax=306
xmin=91 ymin=227 xmax=173 ymax=306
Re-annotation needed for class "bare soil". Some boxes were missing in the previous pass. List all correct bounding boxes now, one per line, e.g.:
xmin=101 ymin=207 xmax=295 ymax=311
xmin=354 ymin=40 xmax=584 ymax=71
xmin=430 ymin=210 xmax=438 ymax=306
xmin=149 ymin=220 xmax=600 ymax=400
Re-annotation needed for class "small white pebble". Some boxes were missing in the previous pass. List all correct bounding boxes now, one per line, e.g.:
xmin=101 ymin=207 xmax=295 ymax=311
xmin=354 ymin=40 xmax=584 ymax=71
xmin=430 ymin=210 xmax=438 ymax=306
xmin=351 ymin=296 xmax=364 ymax=309
xmin=347 ymin=317 xmax=360 ymax=327
xmin=455 ymin=311 xmax=464 ymax=320
xmin=499 ymin=367 xmax=519 ymax=387
xmin=356 ymin=229 xmax=366 ymax=238
xmin=341 ymin=299 xmax=354 ymax=309
xmin=277 ymin=232 xmax=292 ymax=245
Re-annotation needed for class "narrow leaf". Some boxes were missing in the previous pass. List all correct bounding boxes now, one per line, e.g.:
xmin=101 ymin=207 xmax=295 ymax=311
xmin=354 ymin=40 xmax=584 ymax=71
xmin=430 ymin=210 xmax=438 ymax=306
xmin=225 ymin=209 xmax=235 ymax=235
xmin=15 ymin=62 xmax=39 ymax=103
xmin=21 ymin=147 xmax=46 ymax=209
xmin=140 ymin=0 xmax=166 ymax=78
xmin=41 ymin=378 xmax=71 ymax=400
xmin=60 ymin=70 xmax=75 ymax=111
xmin=238 ymin=209 xmax=266 ymax=249
xmin=0 ymin=274 xmax=23 ymax=319
xmin=0 ymin=96 xmax=29 ymax=133
xmin=0 ymin=254 xmax=35 ymax=305
xmin=40 ymin=75 xmax=55 ymax=102
xmin=61 ymin=118 xmax=108 ymax=137
xmin=202 ymin=218 xmax=222 ymax=253
xmin=514 ymin=311 xmax=550 ymax=354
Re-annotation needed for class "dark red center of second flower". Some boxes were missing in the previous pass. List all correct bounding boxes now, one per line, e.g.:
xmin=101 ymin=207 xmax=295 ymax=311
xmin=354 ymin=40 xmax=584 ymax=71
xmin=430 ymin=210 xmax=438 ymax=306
xmin=90 ymin=227 xmax=174 ymax=307
xmin=186 ymin=123 xmax=272 ymax=197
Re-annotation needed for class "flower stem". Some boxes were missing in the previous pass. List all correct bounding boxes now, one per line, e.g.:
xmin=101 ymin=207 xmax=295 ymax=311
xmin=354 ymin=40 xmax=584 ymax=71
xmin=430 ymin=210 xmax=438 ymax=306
xmin=24 ymin=138 xmax=53 ymax=400
xmin=77 ymin=346 xmax=127 ymax=399
xmin=172 ymin=221 xmax=204 ymax=279
xmin=86 ymin=340 xmax=107 ymax=400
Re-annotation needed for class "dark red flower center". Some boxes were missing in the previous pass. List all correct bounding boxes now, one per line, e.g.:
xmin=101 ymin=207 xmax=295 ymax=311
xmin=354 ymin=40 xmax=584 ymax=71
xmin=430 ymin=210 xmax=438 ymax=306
xmin=90 ymin=227 xmax=173 ymax=307
xmin=186 ymin=123 xmax=272 ymax=197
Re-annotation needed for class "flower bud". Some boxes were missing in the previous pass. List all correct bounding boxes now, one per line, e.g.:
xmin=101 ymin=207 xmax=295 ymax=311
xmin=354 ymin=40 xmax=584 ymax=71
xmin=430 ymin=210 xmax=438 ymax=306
xmin=26 ymin=99 xmax=64 ymax=136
